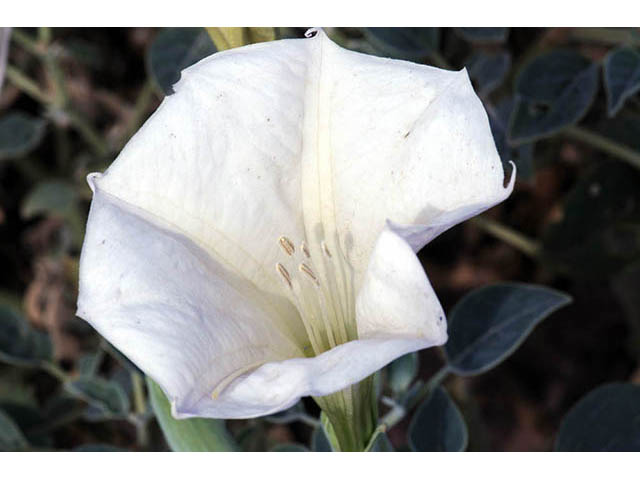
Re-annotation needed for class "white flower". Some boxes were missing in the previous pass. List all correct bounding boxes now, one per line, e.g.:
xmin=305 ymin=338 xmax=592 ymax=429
xmin=77 ymin=29 xmax=513 ymax=420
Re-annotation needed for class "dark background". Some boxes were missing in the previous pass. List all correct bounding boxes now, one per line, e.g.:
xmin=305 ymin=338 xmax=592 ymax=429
xmin=0 ymin=27 xmax=639 ymax=451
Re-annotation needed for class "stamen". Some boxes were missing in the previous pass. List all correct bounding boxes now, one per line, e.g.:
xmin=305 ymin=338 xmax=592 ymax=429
xmin=276 ymin=263 xmax=292 ymax=288
xmin=321 ymin=241 xmax=332 ymax=258
xmin=279 ymin=236 xmax=295 ymax=256
xmin=299 ymin=263 xmax=319 ymax=285
xmin=301 ymin=241 xmax=311 ymax=258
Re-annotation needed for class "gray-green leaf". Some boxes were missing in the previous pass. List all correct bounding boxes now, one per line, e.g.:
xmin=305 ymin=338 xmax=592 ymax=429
xmin=363 ymin=28 xmax=439 ymax=61
xmin=603 ymin=47 xmax=640 ymax=117
xmin=466 ymin=51 xmax=511 ymax=97
xmin=0 ymin=112 xmax=46 ymax=161
xmin=64 ymin=377 xmax=130 ymax=416
xmin=0 ymin=408 xmax=29 ymax=451
xmin=0 ymin=306 xmax=52 ymax=368
xmin=455 ymin=27 xmax=509 ymax=44
xmin=408 ymin=387 xmax=467 ymax=451
xmin=387 ymin=352 xmax=419 ymax=395
xmin=555 ymin=383 xmax=640 ymax=451
xmin=445 ymin=283 xmax=571 ymax=375
xmin=509 ymin=51 xmax=599 ymax=144
xmin=147 ymin=378 xmax=236 ymax=451
xmin=147 ymin=27 xmax=217 ymax=95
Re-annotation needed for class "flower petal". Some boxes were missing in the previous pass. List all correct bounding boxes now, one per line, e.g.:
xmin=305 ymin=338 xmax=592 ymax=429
xmin=95 ymin=37 xmax=314 ymax=297
xmin=176 ymin=225 xmax=446 ymax=419
xmin=312 ymin=33 xmax=513 ymax=277
xmin=77 ymin=184 xmax=306 ymax=417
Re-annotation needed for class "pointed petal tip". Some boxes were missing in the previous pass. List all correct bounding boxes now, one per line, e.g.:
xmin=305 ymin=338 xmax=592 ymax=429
xmin=505 ymin=160 xmax=517 ymax=194
xmin=85 ymin=172 xmax=103 ymax=194
xmin=304 ymin=27 xmax=321 ymax=38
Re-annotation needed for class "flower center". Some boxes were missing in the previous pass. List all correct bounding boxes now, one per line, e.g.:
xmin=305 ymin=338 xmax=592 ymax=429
xmin=275 ymin=235 xmax=357 ymax=356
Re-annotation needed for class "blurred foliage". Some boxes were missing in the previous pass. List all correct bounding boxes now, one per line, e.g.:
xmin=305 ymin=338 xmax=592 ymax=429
xmin=0 ymin=27 xmax=639 ymax=451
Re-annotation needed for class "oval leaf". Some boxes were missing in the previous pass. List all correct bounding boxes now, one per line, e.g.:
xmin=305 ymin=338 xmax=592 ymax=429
xmin=488 ymin=97 xmax=535 ymax=180
xmin=0 ymin=112 xmax=46 ymax=161
xmin=311 ymin=425 xmax=333 ymax=452
xmin=147 ymin=378 xmax=236 ymax=452
xmin=408 ymin=387 xmax=467 ymax=452
xmin=0 ymin=408 xmax=29 ymax=451
xmin=466 ymin=51 xmax=511 ymax=97
xmin=455 ymin=27 xmax=509 ymax=44
xmin=603 ymin=47 xmax=640 ymax=117
xmin=147 ymin=27 xmax=217 ymax=95
xmin=0 ymin=306 xmax=52 ymax=367
xmin=555 ymin=383 xmax=640 ymax=451
xmin=21 ymin=180 xmax=79 ymax=219
xmin=509 ymin=50 xmax=599 ymax=144
xmin=366 ymin=430 xmax=394 ymax=452
xmin=64 ymin=377 xmax=130 ymax=416
xmin=363 ymin=28 xmax=439 ymax=61
xmin=387 ymin=352 xmax=419 ymax=395
xmin=445 ymin=283 xmax=571 ymax=375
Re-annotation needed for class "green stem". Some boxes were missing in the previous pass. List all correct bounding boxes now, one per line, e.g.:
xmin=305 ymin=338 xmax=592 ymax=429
xmin=40 ymin=361 xmax=70 ymax=382
xmin=5 ymin=65 xmax=51 ymax=103
xmin=563 ymin=125 xmax=640 ymax=170
xmin=130 ymin=371 xmax=150 ymax=449
xmin=65 ymin=109 xmax=110 ymax=157
xmin=470 ymin=216 xmax=541 ymax=259
xmin=10 ymin=28 xmax=44 ymax=57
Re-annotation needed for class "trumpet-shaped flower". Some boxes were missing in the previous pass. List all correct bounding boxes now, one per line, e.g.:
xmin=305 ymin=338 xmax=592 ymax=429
xmin=77 ymin=29 xmax=513 ymax=424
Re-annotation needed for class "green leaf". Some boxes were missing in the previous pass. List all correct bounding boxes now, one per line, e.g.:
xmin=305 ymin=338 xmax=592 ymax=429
xmin=270 ymin=443 xmax=309 ymax=452
xmin=0 ymin=408 xmax=29 ymax=451
xmin=147 ymin=378 xmax=236 ymax=452
xmin=455 ymin=27 xmax=509 ymax=44
xmin=366 ymin=430 xmax=394 ymax=452
xmin=0 ymin=306 xmax=52 ymax=368
xmin=311 ymin=424 xmax=333 ymax=452
xmin=542 ymin=162 xmax=640 ymax=277
xmin=488 ymin=97 xmax=535 ymax=180
xmin=603 ymin=47 xmax=640 ymax=117
xmin=64 ymin=377 xmax=130 ymax=416
xmin=387 ymin=352 xmax=419 ymax=395
xmin=21 ymin=180 xmax=79 ymax=220
xmin=555 ymin=383 xmax=640 ymax=451
xmin=408 ymin=387 xmax=467 ymax=452
xmin=445 ymin=283 xmax=571 ymax=375
xmin=466 ymin=51 xmax=511 ymax=97
xmin=363 ymin=28 xmax=439 ymax=61
xmin=509 ymin=51 xmax=599 ymax=144
xmin=0 ymin=112 xmax=46 ymax=162
xmin=147 ymin=27 xmax=217 ymax=95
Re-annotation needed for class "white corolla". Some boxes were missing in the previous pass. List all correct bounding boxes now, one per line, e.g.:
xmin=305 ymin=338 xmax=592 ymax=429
xmin=77 ymin=29 xmax=513 ymax=420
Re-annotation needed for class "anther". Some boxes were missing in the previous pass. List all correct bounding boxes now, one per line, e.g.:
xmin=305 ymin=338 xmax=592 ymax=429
xmin=299 ymin=263 xmax=319 ymax=285
xmin=276 ymin=263 xmax=292 ymax=288
xmin=301 ymin=241 xmax=311 ymax=258
xmin=321 ymin=241 xmax=332 ymax=258
xmin=278 ymin=236 xmax=295 ymax=256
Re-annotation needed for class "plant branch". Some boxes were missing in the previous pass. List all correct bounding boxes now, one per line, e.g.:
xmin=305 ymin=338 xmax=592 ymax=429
xmin=5 ymin=65 xmax=51 ymax=103
xmin=563 ymin=125 xmax=640 ymax=170
xmin=470 ymin=216 xmax=542 ymax=258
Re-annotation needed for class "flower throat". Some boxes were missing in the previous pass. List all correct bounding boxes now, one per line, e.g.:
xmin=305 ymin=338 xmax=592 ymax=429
xmin=275 ymin=234 xmax=357 ymax=356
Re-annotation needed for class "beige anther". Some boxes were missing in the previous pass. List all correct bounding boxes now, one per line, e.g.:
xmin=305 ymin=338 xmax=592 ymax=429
xmin=278 ymin=236 xmax=295 ymax=256
xmin=321 ymin=241 xmax=332 ymax=258
xmin=276 ymin=263 xmax=292 ymax=288
xmin=299 ymin=263 xmax=319 ymax=285
xmin=301 ymin=241 xmax=311 ymax=258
